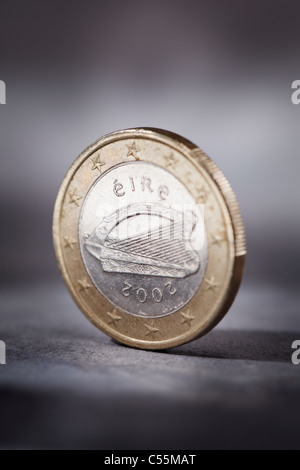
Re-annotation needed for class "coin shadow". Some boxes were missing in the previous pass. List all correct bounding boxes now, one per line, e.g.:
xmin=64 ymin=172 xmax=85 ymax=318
xmin=163 ymin=330 xmax=298 ymax=364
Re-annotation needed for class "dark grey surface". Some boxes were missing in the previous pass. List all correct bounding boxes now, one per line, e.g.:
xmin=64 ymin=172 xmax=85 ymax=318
xmin=1 ymin=281 xmax=299 ymax=450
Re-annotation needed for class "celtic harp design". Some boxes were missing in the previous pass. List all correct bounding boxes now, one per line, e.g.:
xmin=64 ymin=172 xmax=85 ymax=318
xmin=84 ymin=203 xmax=200 ymax=278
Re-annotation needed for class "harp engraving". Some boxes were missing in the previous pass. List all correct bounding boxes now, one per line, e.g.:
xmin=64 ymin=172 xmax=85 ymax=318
xmin=84 ymin=203 xmax=201 ymax=278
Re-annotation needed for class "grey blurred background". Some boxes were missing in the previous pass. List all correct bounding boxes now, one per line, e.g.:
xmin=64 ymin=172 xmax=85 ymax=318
xmin=0 ymin=0 xmax=300 ymax=450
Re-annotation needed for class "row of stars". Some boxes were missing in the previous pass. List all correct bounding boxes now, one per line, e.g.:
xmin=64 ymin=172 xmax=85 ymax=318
xmin=67 ymin=146 xmax=218 ymax=209
xmin=66 ymin=142 xmax=141 ymax=209
xmin=164 ymin=152 xmax=226 ymax=245
xmin=92 ymin=146 xmax=204 ymax=176
xmin=165 ymin=152 xmax=211 ymax=203
xmin=91 ymin=142 xmax=141 ymax=174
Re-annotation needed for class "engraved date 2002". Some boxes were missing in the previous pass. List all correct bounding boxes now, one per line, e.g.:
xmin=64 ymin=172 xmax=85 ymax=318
xmin=122 ymin=281 xmax=177 ymax=303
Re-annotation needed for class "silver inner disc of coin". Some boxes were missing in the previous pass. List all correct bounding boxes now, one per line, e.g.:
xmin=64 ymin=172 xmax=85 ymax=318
xmin=79 ymin=161 xmax=208 ymax=318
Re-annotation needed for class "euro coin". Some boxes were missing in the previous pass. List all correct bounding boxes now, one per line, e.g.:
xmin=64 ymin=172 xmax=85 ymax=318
xmin=53 ymin=128 xmax=246 ymax=350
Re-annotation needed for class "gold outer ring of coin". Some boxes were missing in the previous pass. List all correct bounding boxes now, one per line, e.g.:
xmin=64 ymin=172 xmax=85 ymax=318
xmin=53 ymin=128 xmax=246 ymax=350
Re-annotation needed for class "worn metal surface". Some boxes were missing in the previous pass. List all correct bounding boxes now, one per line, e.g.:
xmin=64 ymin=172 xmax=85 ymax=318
xmin=53 ymin=128 xmax=246 ymax=349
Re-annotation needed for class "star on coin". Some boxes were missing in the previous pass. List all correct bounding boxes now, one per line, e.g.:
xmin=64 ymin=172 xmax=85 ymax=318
xmin=126 ymin=142 xmax=141 ymax=160
xmin=91 ymin=154 xmax=106 ymax=173
xmin=211 ymin=233 xmax=225 ymax=246
xmin=77 ymin=279 xmax=92 ymax=292
xmin=181 ymin=310 xmax=195 ymax=328
xmin=68 ymin=188 xmax=83 ymax=207
xmin=185 ymin=171 xmax=195 ymax=185
xmin=107 ymin=309 xmax=122 ymax=328
xmin=165 ymin=152 xmax=179 ymax=170
xmin=196 ymin=186 xmax=209 ymax=203
xmin=205 ymin=276 xmax=219 ymax=292
xmin=64 ymin=236 xmax=76 ymax=250
xmin=192 ymin=149 xmax=206 ymax=166
xmin=144 ymin=322 xmax=160 ymax=340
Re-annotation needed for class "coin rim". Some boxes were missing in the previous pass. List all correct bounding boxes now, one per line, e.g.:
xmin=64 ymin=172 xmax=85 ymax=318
xmin=53 ymin=128 xmax=246 ymax=350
